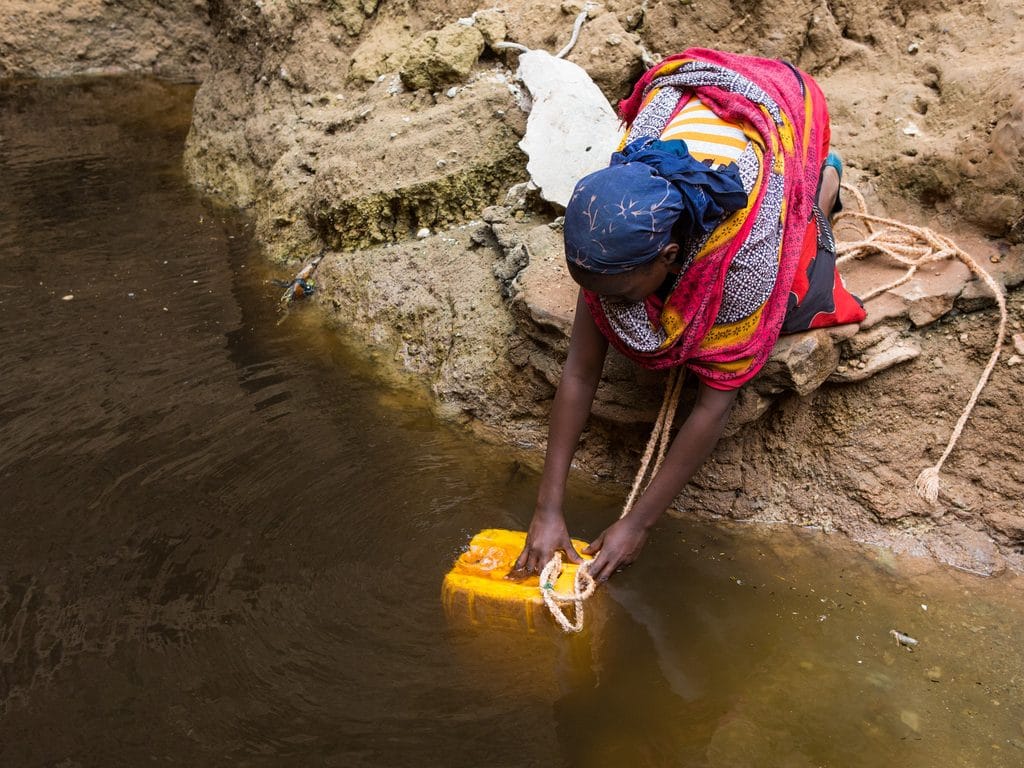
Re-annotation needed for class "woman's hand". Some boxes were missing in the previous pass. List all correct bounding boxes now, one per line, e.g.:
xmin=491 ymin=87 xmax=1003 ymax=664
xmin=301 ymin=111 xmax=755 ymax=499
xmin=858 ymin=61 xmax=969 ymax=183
xmin=509 ymin=508 xmax=583 ymax=579
xmin=582 ymin=517 xmax=650 ymax=582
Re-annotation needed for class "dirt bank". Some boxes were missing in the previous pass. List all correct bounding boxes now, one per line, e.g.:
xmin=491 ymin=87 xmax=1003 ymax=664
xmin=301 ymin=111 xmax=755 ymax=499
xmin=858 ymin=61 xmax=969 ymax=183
xmin=6 ymin=1 xmax=1023 ymax=572
xmin=0 ymin=1 xmax=212 ymax=80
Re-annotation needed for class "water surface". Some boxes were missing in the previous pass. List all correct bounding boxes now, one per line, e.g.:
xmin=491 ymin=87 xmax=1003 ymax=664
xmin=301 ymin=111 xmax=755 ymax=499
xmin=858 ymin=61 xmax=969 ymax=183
xmin=1 ymin=77 xmax=1022 ymax=767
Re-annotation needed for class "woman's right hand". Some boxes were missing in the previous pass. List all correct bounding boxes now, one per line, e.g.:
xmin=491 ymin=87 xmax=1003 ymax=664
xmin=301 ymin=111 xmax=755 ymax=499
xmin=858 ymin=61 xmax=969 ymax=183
xmin=508 ymin=507 xmax=583 ymax=579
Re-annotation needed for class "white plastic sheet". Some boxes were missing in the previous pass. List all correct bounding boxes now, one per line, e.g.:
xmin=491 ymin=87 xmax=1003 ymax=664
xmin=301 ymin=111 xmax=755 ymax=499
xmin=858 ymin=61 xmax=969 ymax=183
xmin=516 ymin=50 xmax=622 ymax=207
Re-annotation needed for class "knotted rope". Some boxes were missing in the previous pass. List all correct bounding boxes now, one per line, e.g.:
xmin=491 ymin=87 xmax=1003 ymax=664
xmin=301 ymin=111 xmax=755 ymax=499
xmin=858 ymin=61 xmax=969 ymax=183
xmin=539 ymin=368 xmax=686 ymax=632
xmin=538 ymin=551 xmax=597 ymax=632
xmin=833 ymin=183 xmax=1008 ymax=503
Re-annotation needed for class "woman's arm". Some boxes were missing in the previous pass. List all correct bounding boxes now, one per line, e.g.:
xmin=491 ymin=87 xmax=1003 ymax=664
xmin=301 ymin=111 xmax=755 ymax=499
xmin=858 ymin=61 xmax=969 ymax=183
xmin=584 ymin=380 xmax=738 ymax=582
xmin=510 ymin=290 xmax=608 ymax=576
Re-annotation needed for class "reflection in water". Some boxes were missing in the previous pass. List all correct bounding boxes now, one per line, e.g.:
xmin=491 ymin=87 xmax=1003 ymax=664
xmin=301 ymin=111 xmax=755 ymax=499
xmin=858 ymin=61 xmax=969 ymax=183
xmin=0 ymin=78 xmax=1022 ymax=767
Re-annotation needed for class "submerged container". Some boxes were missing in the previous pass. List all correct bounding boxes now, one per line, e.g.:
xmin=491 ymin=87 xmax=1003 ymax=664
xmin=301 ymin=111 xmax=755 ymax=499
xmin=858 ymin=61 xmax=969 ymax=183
xmin=442 ymin=528 xmax=591 ymax=630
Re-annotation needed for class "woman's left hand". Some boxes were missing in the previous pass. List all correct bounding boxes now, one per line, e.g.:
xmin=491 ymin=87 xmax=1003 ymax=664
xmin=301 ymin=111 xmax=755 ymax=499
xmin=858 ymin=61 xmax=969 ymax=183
xmin=582 ymin=517 xmax=650 ymax=582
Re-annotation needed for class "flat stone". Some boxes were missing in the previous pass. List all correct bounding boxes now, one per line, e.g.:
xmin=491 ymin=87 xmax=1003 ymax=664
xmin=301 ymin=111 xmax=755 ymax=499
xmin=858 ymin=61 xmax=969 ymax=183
xmin=517 ymin=224 xmax=576 ymax=335
xmin=825 ymin=323 xmax=861 ymax=342
xmin=925 ymin=522 xmax=1004 ymax=576
xmin=845 ymin=324 xmax=906 ymax=356
xmin=829 ymin=338 xmax=921 ymax=383
xmin=842 ymin=253 xmax=971 ymax=329
xmin=891 ymin=260 xmax=971 ymax=326
xmin=899 ymin=710 xmax=921 ymax=733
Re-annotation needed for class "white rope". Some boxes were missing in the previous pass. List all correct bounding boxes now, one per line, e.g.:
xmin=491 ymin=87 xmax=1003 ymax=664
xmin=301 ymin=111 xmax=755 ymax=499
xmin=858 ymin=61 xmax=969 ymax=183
xmin=538 ymin=552 xmax=597 ymax=632
xmin=834 ymin=183 xmax=1008 ymax=503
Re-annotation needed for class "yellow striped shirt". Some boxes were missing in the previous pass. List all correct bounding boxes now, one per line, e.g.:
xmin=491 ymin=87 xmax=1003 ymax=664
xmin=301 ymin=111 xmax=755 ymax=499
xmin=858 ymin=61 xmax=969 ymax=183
xmin=659 ymin=95 xmax=748 ymax=168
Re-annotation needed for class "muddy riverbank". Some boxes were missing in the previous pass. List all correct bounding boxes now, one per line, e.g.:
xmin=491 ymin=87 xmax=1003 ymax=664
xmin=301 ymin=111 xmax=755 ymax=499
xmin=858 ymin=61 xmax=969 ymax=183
xmin=2 ymin=0 xmax=1022 ymax=572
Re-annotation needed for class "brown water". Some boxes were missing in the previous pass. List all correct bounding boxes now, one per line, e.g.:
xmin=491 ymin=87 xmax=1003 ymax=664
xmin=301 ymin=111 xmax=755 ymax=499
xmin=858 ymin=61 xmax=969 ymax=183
xmin=1 ymin=77 xmax=1022 ymax=768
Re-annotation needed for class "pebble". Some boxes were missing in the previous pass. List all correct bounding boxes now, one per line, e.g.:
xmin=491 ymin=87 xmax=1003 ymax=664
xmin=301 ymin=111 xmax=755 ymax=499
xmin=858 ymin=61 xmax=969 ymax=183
xmin=903 ymin=122 xmax=920 ymax=136
xmin=900 ymin=710 xmax=921 ymax=732
xmin=445 ymin=87 xmax=458 ymax=98
xmin=61 ymin=294 xmax=74 ymax=301
xmin=926 ymin=666 xmax=943 ymax=682
xmin=1007 ymin=355 xmax=1022 ymax=367
xmin=907 ymin=41 xmax=920 ymax=54
xmin=1013 ymin=333 xmax=1024 ymax=356
xmin=416 ymin=228 xmax=431 ymax=239
xmin=959 ymin=333 xmax=969 ymax=343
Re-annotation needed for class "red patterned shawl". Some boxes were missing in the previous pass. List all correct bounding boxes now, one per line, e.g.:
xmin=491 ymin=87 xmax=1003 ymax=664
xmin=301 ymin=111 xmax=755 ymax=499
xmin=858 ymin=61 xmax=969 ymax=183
xmin=583 ymin=49 xmax=832 ymax=389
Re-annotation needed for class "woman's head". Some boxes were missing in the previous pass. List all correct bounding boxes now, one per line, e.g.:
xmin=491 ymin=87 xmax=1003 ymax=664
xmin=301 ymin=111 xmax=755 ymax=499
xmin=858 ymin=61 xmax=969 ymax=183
xmin=566 ymin=244 xmax=679 ymax=302
xmin=562 ymin=137 xmax=748 ymax=298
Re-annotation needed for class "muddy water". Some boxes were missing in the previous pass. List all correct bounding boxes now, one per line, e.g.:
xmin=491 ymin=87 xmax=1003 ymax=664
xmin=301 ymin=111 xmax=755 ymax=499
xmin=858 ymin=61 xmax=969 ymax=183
xmin=1 ymin=78 xmax=1022 ymax=768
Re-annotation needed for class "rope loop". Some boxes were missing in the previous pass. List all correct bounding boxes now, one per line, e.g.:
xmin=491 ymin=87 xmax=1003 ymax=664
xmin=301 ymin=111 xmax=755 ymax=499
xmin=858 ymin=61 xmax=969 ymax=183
xmin=538 ymin=552 xmax=596 ymax=633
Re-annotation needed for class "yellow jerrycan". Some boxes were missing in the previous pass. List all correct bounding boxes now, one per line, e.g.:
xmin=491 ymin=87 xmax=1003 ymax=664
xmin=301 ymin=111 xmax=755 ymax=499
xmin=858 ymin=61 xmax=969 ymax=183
xmin=442 ymin=528 xmax=591 ymax=629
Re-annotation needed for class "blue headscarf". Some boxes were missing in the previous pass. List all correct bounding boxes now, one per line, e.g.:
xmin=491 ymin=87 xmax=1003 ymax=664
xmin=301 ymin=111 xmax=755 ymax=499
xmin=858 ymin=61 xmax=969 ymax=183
xmin=563 ymin=137 xmax=748 ymax=274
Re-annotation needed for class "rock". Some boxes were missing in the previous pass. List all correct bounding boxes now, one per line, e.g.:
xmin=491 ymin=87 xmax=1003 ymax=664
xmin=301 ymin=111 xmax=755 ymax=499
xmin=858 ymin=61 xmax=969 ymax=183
xmin=517 ymin=224 xmax=575 ymax=333
xmin=857 ymin=260 xmax=970 ymax=329
xmin=907 ymin=294 xmax=954 ymax=327
xmin=326 ymin=0 xmax=380 ymax=37
xmin=347 ymin=20 xmax=416 ymax=83
xmin=472 ymin=8 xmax=507 ymax=51
xmin=755 ymin=330 xmax=840 ymax=396
xmin=925 ymin=522 xmax=1004 ymax=576
xmin=724 ymin=388 xmax=773 ymax=435
xmin=400 ymin=22 xmax=485 ymax=91
xmin=515 ymin=49 xmax=621 ymax=207
xmin=309 ymin=78 xmax=526 ymax=249
xmin=830 ymin=338 xmax=921 ymax=383
xmin=845 ymin=324 xmax=907 ymax=356
xmin=493 ymin=241 xmax=529 ymax=297
xmin=564 ymin=11 xmax=645 ymax=101
xmin=1014 ymin=333 xmax=1024 ymax=355
xmin=956 ymin=275 xmax=1004 ymax=313
xmin=926 ymin=666 xmax=942 ymax=682
xmin=504 ymin=181 xmax=540 ymax=211
xmin=899 ymin=710 xmax=921 ymax=732
xmin=1008 ymin=354 xmax=1022 ymax=367
xmin=985 ymin=510 xmax=1024 ymax=540
xmin=481 ymin=205 xmax=509 ymax=224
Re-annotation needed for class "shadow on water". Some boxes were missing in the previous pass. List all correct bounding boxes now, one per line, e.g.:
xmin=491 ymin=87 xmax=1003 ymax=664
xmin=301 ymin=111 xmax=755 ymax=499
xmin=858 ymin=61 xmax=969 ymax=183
xmin=0 ymin=77 xmax=1022 ymax=767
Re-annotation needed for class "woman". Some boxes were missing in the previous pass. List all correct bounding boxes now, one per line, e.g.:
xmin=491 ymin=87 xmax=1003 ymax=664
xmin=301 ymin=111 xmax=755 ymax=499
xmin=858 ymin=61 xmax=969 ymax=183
xmin=511 ymin=49 xmax=866 ymax=583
